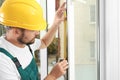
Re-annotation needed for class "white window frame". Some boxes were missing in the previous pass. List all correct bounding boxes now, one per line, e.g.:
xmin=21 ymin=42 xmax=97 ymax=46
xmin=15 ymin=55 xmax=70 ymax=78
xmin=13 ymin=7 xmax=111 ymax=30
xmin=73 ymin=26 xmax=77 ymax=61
xmin=99 ymin=0 xmax=105 ymax=80
xmin=38 ymin=0 xmax=107 ymax=80
xmin=37 ymin=0 xmax=48 ymax=80
xmin=105 ymin=0 xmax=120 ymax=80
xmin=67 ymin=0 xmax=106 ymax=80
xmin=67 ymin=0 xmax=75 ymax=80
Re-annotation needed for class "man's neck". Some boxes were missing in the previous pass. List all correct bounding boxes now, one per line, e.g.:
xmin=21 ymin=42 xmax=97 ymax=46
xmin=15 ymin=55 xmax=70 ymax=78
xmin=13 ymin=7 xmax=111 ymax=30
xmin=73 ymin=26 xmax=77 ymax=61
xmin=5 ymin=36 xmax=25 ymax=48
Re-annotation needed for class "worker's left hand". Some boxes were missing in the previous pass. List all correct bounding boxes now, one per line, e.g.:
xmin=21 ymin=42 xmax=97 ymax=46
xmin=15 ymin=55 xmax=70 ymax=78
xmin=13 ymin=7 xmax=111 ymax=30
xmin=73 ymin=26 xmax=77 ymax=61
xmin=53 ymin=2 xmax=66 ymax=26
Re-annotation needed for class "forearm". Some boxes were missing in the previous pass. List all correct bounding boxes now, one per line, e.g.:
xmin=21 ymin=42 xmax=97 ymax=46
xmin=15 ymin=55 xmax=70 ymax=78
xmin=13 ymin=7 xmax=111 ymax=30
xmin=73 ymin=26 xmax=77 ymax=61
xmin=41 ymin=24 xmax=59 ymax=48
xmin=40 ymin=2 xmax=66 ymax=49
xmin=44 ymin=74 xmax=56 ymax=80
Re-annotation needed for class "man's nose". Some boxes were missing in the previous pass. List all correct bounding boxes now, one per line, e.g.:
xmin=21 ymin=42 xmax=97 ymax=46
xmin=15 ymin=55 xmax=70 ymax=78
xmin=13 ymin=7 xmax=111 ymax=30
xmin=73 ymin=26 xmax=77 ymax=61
xmin=36 ymin=31 xmax=40 ymax=35
xmin=35 ymin=31 xmax=40 ymax=35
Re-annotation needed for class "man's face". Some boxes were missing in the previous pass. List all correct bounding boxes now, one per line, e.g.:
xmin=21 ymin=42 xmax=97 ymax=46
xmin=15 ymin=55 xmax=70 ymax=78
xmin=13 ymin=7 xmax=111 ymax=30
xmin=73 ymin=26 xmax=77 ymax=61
xmin=17 ymin=29 xmax=40 ymax=45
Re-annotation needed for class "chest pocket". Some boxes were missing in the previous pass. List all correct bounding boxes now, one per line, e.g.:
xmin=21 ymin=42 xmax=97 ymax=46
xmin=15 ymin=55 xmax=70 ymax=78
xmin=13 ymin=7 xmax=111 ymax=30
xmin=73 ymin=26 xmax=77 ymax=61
xmin=0 ymin=47 xmax=40 ymax=80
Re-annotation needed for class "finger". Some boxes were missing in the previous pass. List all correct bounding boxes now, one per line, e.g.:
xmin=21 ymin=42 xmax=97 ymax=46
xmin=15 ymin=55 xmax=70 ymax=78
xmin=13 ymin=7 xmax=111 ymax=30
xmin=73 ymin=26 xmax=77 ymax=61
xmin=60 ymin=60 xmax=68 ymax=67
xmin=59 ymin=8 xmax=66 ymax=13
xmin=58 ymin=12 xmax=64 ymax=18
xmin=63 ymin=65 xmax=69 ymax=71
xmin=60 ymin=59 xmax=67 ymax=64
xmin=63 ymin=63 xmax=69 ymax=69
xmin=61 ymin=61 xmax=68 ymax=66
xmin=57 ymin=8 xmax=66 ymax=15
xmin=57 ymin=11 xmax=63 ymax=16
xmin=60 ymin=2 xmax=66 ymax=8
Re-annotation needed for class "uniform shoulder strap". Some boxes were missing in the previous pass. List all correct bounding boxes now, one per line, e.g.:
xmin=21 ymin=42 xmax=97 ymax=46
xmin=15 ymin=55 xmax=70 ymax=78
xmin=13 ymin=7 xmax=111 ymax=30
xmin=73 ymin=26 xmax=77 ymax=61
xmin=27 ymin=45 xmax=33 ymax=55
xmin=0 ymin=48 xmax=21 ymax=68
xmin=0 ymin=47 xmax=30 ymax=80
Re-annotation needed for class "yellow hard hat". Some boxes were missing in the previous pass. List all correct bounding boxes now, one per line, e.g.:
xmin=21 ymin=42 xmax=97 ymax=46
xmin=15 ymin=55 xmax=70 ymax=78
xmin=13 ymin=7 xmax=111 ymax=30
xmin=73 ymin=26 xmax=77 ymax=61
xmin=0 ymin=0 xmax=47 ymax=31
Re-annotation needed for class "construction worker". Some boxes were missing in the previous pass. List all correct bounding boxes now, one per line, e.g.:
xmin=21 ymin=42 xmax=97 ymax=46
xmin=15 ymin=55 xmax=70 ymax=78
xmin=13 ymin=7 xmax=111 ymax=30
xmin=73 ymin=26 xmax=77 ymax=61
xmin=0 ymin=0 xmax=68 ymax=80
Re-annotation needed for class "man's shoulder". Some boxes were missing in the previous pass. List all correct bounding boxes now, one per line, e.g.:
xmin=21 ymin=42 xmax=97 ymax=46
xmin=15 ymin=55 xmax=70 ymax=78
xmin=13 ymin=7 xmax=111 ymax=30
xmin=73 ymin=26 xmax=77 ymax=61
xmin=0 ymin=36 xmax=6 ymax=47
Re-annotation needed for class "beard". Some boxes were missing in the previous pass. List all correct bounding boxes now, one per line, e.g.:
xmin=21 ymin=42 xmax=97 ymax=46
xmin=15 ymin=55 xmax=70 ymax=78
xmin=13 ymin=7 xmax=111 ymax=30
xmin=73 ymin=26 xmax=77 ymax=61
xmin=17 ymin=36 xmax=35 ymax=45
xmin=17 ymin=31 xmax=36 ymax=45
xmin=20 ymin=38 xmax=35 ymax=45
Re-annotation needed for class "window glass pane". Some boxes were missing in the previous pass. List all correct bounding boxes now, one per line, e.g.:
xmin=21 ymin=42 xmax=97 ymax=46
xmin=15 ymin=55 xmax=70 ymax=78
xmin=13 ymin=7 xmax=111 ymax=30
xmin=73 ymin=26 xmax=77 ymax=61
xmin=0 ymin=0 xmax=5 ymax=36
xmin=47 ymin=0 xmax=99 ymax=80
xmin=73 ymin=0 xmax=99 ymax=80
xmin=47 ymin=0 xmax=57 ymax=76
xmin=47 ymin=0 xmax=68 ymax=80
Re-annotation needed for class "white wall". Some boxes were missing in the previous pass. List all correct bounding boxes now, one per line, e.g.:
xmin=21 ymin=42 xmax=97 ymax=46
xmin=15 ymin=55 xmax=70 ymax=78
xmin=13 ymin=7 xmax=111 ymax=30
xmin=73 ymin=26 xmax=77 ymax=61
xmin=105 ymin=0 xmax=120 ymax=80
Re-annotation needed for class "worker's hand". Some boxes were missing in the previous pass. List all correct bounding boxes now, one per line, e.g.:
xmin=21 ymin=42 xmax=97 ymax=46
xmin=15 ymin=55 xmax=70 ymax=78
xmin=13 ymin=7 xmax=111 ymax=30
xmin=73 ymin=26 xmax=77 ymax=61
xmin=45 ymin=59 xmax=68 ymax=80
xmin=53 ymin=2 xmax=66 ymax=26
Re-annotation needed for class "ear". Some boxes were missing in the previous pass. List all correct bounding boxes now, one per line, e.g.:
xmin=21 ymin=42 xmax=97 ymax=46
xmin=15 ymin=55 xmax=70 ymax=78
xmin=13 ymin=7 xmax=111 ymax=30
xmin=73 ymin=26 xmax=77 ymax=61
xmin=13 ymin=28 xmax=22 ymax=36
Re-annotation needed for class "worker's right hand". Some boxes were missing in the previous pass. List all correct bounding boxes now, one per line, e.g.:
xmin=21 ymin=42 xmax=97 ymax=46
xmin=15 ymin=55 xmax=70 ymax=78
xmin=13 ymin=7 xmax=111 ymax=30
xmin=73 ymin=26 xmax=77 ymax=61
xmin=45 ymin=59 xmax=68 ymax=80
